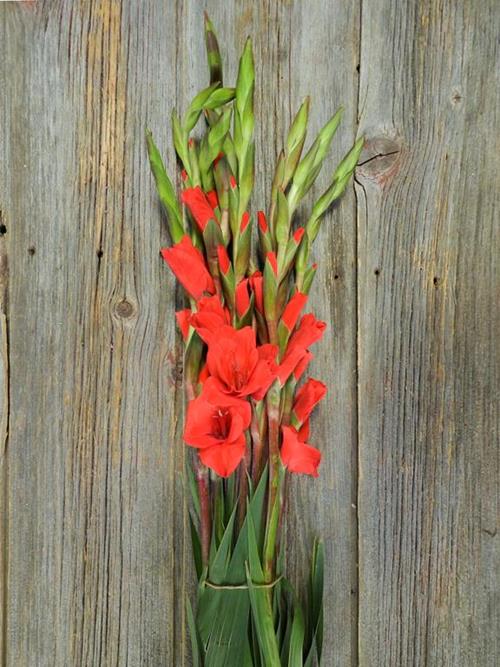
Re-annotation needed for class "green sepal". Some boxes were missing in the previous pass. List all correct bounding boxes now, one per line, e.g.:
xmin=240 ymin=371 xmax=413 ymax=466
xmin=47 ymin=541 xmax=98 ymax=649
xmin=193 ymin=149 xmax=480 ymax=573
xmin=235 ymin=292 xmax=255 ymax=329
xmin=219 ymin=260 xmax=235 ymax=312
xmin=275 ymin=189 xmax=290 ymax=249
xmin=145 ymin=130 xmax=184 ymax=243
xmin=184 ymin=83 xmax=235 ymax=133
xmin=235 ymin=214 xmax=252 ymax=281
xmin=188 ymin=138 xmax=201 ymax=188
xmin=204 ymin=12 xmax=223 ymax=85
xmin=288 ymin=107 xmax=343 ymax=213
xmin=283 ymin=96 xmax=310 ymax=187
xmin=171 ymin=110 xmax=191 ymax=177
xmin=263 ymin=254 xmax=279 ymax=341
xmin=199 ymin=108 xmax=232 ymax=191
xmin=302 ymin=263 xmax=318 ymax=295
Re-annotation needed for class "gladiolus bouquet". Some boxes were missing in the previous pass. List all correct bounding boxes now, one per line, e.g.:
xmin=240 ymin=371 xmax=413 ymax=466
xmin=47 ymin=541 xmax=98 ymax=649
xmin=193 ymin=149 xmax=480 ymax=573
xmin=147 ymin=14 xmax=362 ymax=666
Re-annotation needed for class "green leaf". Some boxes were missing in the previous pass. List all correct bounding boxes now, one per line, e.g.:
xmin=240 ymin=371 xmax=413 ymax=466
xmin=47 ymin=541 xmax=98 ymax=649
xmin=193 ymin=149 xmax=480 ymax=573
xmin=282 ymin=580 xmax=305 ymax=667
xmin=145 ymin=130 xmax=184 ymax=243
xmin=245 ymin=513 xmax=281 ymax=666
xmin=189 ymin=512 xmax=203 ymax=580
xmin=187 ymin=596 xmax=203 ymax=666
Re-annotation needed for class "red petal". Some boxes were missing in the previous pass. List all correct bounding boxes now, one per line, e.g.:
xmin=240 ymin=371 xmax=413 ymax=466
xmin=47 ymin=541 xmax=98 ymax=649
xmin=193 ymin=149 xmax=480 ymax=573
xmin=280 ymin=425 xmax=321 ymax=477
xmin=293 ymin=227 xmax=305 ymax=244
xmin=293 ymin=378 xmax=327 ymax=424
xmin=217 ymin=244 xmax=231 ymax=275
xmin=181 ymin=187 xmax=216 ymax=232
xmin=266 ymin=251 xmax=278 ymax=276
xmin=281 ymin=292 xmax=308 ymax=332
xmin=240 ymin=211 xmax=251 ymax=232
xmin=175 ymin=308 xmax=191 ymax=340
xmin=235 ymin=279 xmax=251 ymax=317
xmin=257 ymin=211 xmax=268 ymax=233
xmin=198 ymin=437 xmax=246 ymax=477
xmin=206 ymin=189 xmax=219 ymax=210
xmin=249 ymin=271 xmax=264 ymax=314
xmin=161 ymin=236 xmax=215 ymax=300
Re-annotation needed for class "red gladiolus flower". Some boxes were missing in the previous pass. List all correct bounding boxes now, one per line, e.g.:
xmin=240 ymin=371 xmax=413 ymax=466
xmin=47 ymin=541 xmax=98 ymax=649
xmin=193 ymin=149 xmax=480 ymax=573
xmin=181 ymin=186 xmax=217 ymax=232
xmin=229 ymin=175 xmax=237 ymax=189
xmin=206 ymin=189 xmax=219 ymax=210
xmin=207 ymin=325 xmax=278 ymax=400
xmin=176 ymin=308 xmax=192 ymax=340
xmin=217 ymin=244 xmax=231 ymax=275
xmin=266 ymin=251 xmax=278 ymax=276
xmin=281 ymin=292 xmax=308 ymax=332
xmin=293 ymin=227 xmax=305 ymax=244
xmin=235 ymin=279 xmax=251 ymax=318
xmin=293 ymin=350 xmax=313 ymax=381
xmin=293 ymin=378 xmax=327 ymax=424
xmin=280 ymin=425 xmax=321 ymax=477
xmin=161 ymin=236 xmax=215 ymax=300
xmin=249 ymin=271 xmax=264 ymax=314
xmin=277 ymin=313 xmax=326 ymax=384
xmin=257 ymin=211 xmax=268 ymax=233
xmin=190 ymin=295 xmax=230 ymax=344
xmin=240 ymin=211 xmax=251 ymax=232
xmin=183 ymin=379 xmax=251 ymax=478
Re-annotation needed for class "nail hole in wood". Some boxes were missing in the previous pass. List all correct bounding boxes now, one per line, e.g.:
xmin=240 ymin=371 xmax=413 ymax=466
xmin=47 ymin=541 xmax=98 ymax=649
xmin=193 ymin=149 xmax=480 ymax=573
xmin=374 ymin=268 xmax=380 ymax=276
xmin=97 ymin=249 xmax=103 ymax=258
xmin=433 ymin=276 xmax=439 ymax=286
xmin=28 ymin=246 xmax=36 ymax=255
xmin=334 ymin=274 xmax=339 ymax=280
xmin=0 ymin=224 xmax=6 ymax=236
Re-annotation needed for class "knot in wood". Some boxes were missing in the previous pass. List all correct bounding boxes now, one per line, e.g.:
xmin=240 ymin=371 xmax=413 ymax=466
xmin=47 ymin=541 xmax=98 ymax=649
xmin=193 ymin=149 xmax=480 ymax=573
xmin=356 ymin=135 xmax=402 ymax=186
xmin=114 ymin=298 xmax=136 ymax=319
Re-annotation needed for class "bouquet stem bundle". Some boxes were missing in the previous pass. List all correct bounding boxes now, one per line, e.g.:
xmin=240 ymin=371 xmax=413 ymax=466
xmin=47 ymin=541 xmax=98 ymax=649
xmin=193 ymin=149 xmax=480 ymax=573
xmin=147 ymin=15 xmax=362 ymax=666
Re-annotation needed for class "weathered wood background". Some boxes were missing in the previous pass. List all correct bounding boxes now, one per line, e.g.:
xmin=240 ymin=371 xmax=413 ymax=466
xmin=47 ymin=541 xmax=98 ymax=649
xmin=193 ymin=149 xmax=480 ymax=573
xmin=0 ymin=1 xmax=498 ymax=665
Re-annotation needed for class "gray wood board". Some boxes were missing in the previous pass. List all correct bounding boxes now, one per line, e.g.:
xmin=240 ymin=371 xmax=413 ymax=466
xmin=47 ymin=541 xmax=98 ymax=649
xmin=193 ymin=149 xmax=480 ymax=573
xmin=356 ymin=0 xmax=499 ymax=665
xmin=0 ymin=1 xmax=498 ymax=665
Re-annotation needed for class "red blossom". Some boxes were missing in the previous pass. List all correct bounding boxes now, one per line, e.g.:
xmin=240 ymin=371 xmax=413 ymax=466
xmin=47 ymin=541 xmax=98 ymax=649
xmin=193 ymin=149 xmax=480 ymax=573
xmin=280 ymin=425 xmax=321 ymax=477
xmin=176 ymin=308 xmax=192 ymax=340
xmin=181 ymin=186 xmax=217 ymax=232
xmin=183 ymin=379 xmax=251 ymax=477
xmin=257 ymin=211 xmax=268 ymax=233
xmin=240 ymin=212 xmax=251 ymax=232
xmin=229 ymin=175 xmax=237 ymax=189
xmin=206 ymin=325 xmax=278 ymax=400
xmin=281 ymin=292 xmax=308 ymax=332
xmin=217 ymin=244 xmax=231 ymax=275
xmin=206 ymin=189 xmax=219 ymax=210
xmin=293 ymin=227 xmax=305 ymax=243
xmin=190 ymin=295 xmax=230 ymax=344
xmin=293 ymin=378 xmax=327 ymax=424
xmin=277 ymin=313 xmax=326 ymax=384
xmin=161 ymin=236 xmax=215 ymax=300
xmin=266 ymin=251 xmax=278 ymax=276
xmin=249 ymin=271 xmax=264 ymax=314
xmin=235 ymin=279 xmax=251 ymax=317
xmin=293 ymin=349 xmax=313 ymax=381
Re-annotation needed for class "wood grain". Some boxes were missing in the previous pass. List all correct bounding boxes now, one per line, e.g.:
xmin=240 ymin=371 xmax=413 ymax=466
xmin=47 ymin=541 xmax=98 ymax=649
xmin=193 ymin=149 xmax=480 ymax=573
xmin=356 ymin=0 xmax=500 ymax=664
xmin=0 ymin=0 xmax=498 ymax=665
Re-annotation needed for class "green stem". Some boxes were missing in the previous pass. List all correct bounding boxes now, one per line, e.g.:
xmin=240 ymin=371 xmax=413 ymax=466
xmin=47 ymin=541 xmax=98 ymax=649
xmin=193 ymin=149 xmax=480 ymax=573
xmin=263 ymin=381 xmax=282 ymax=581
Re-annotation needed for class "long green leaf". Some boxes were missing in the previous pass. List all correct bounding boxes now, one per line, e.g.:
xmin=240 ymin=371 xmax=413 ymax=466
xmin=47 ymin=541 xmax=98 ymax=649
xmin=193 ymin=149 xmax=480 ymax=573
xmin=246 ymin=512 xmax=281 ymax=666
xmin=145 ymin=130 xmax=184 ymax=243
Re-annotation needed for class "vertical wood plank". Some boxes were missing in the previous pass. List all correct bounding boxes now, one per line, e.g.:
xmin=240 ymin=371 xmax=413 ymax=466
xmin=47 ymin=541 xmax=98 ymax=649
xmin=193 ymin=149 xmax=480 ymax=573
xmin=356 ymin=1 xmax=499 ymax=664
xmin=1 ymin=1 xmax=181 ymax=664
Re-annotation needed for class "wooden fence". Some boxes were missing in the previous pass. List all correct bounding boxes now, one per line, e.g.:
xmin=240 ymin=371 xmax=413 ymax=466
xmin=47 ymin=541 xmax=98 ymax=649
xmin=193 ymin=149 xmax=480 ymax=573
xmin=1 ymin=1 xmax=498 ymax=665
